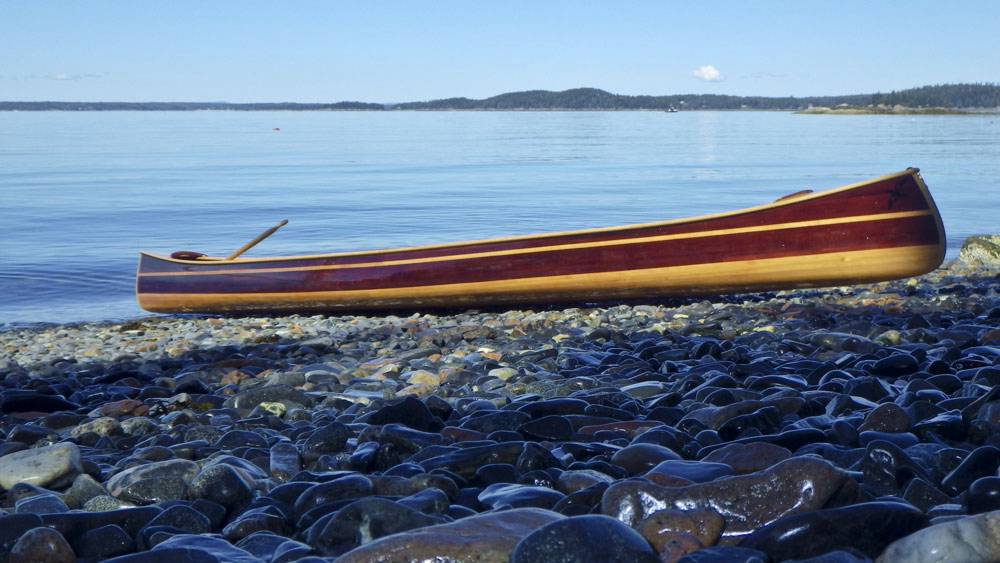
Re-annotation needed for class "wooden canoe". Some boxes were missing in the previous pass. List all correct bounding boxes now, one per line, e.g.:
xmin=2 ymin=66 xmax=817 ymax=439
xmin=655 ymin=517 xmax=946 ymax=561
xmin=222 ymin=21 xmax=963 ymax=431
xmin=136 ymin=168 xmax=945 ymax=314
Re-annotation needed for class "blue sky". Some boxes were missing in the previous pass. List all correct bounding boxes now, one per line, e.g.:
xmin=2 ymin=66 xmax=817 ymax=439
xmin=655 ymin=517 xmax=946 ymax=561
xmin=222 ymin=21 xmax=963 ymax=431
xmin=2 ymin=1 xmax=998 ymax=102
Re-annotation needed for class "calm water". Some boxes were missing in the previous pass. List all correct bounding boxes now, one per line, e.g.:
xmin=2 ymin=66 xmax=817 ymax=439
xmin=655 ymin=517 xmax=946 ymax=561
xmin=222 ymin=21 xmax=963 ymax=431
xmin=1 ymin=111 xmax=998 ymax=325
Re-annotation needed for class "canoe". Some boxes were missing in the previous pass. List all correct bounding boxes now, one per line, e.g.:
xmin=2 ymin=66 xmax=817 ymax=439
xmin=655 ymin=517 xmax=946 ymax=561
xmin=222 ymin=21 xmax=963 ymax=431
xmin=136 ymin=168 xmax=945 ymax=314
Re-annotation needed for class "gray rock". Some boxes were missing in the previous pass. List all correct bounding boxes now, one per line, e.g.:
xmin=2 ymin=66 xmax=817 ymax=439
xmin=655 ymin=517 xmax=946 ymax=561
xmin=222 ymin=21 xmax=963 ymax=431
xmin=957 ymin=235 xmax=1000 ymax=269
xmin=877 ymin=509 xmax=1000 ymax=563
xmin=0 ymin=443 xmax=82 ymax=490
xmin=63 ymin=473 xmax=109 ymax=509
xmin=106 ymin=459 xmax=199 ymax=504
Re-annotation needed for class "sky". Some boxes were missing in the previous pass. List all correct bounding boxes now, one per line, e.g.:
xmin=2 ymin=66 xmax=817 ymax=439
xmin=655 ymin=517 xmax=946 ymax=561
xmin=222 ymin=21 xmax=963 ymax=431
xmin=2 ymin=1 xmax=999 ymax=103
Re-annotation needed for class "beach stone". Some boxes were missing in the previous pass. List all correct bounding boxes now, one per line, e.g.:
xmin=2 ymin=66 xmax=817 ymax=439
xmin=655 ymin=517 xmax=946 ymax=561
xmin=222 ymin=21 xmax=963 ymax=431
xmin=224 ymin=383 xmax=312 ymax=412
xmin=74 ymin=524 xmax=135 ymax=559
xmin=478 ymin=483 xmax=565 ymax=510
xmin=145 ymin=504 xmax=211 ymax=534
xmin=637 ymin=507 xmax=726 ymax=549
xmin=0 ymin=392 xmax=79 ymax=414
xmin=657 ymin=532 xmax=705 ymax=562
xmin=700 ymin=442 xmax=791 ymax=474
xmin=336 ymin=507 xmax=564 ymax=563
xmin=8 ymin=526 xmax=74 ymax=563
xmin=301 ymin=423 xmax=351 ymax=462
xmin=859 ymin=403 xmax=911 ymax=433
xmin=189 ymin=463 xmax=256 ymax=509
xmin=83 ymin=495 xmax=132 ymax=511
xmin=965 ymin=477 xmax=1000 ymax=514
xmin=107 ymin=459 xmax=199 ymax=504
xmin=645 ymin=460 xmax=734 ymax=483
xmin=294 ymin=474 xmax=374 ymax=517
xmin=0 ymin=443 xmax=81 ymax=490
xmin=15 ymin=493 xmax=69 ymax=514
xmin=739 ymin=501 xmax=926 ymax=560
xmin=222 ymin=507 xmax=289 ymax=541
xmin=677 ymin=546 xmax=769 ymax=562
xmin=556 ymin=470 xmax=615 ymax=494
xmin=306 ymin=497 xmax=447 ymax=556
xmin=144 ymin=534 xmax=261 ymax=562
xmin=876 ymin=509 xmax=1000 ymax=563
xmin=610 ymin=443 xmax=682 ymax=475
xmin=958 ymin=234 xmax=1000 ymax=268
xmin=941 ymin=446 xmax=1000 ymax=495
xmin=71 ymin=416 xmax=122 ymax=438
xmin=602 ymin=457 xmax=848 ymax=540
xmin=63 ymin=473 xmax=109 ymax=508
xmin=510 ymin=514 xmax=658 ymax=563
xmin=363 ymin=396 xmax=442 ymax=432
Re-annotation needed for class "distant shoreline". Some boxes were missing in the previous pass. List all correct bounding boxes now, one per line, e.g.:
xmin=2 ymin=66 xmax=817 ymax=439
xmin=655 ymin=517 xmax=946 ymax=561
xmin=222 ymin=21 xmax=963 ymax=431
xmin=3 ymin=83 xmax=999 ymax=112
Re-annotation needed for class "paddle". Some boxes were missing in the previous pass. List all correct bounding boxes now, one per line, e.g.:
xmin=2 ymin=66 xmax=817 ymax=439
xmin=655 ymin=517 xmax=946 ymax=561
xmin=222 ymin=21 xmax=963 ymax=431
xmin=226 ymin=219 xmax=289 ymax=260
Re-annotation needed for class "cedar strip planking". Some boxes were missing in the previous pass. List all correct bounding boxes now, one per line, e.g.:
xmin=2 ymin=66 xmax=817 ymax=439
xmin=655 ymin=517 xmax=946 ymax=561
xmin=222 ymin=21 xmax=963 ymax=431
xmin=138 ymin=214 xmax=938 ymax=294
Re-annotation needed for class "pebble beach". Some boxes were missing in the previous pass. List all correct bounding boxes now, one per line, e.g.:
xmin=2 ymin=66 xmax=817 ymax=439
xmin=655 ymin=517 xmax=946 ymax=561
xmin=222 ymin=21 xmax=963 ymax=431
xmin=0 ymin=236 xmax=998 ymax=562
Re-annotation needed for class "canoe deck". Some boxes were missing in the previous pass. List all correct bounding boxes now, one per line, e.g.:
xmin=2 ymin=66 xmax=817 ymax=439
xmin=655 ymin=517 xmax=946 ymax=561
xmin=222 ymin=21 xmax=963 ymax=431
xmin=136 ymin=169 xmax=946 ymax=313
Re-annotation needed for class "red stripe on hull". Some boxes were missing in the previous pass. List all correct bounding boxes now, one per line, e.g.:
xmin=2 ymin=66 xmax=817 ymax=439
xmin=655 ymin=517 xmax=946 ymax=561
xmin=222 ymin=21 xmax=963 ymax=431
xmin=138 ymin=214 xmax=938 ymax=295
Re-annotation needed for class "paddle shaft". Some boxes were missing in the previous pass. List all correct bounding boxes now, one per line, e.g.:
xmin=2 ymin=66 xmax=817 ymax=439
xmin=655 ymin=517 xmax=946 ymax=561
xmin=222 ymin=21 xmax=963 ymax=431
xmin=226 ymin=219 xmax=288 ymax=260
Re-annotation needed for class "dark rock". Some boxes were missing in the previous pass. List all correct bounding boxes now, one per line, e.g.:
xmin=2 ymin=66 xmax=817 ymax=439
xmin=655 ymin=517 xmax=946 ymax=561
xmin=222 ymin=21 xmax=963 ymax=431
xmin=335 ymin=508 xmax=563 ymax=563
xmin=363 ymin=397 xmax=443 ymax=432
xmin=293 ymin=474 xmax=373 ymax=518
xmin=701 ymin=442 xmax=791 ymax=474
xmin=602 ymin=457 xmax=848 ymax=541
xmin=478 ymin=483 xmax=565 ymax=510
xmin=677 ymin=546 xmax=770 ymax=562
xmin=301 ymin=423 xmax=351 ymax=463
xmin=645 ymin=459 xmax=734 ymax=483
xmin=738 ymin=501 xmax=926 ymax=559
xmin=964 ymin=476 xmax=1000 ymax=514
xmin=73 ymin=524 xmax=135 ymax=559
xmin=941 ymin=446 xmax=1000 ymax=495
xmin=860 ymin=440 xmax=932 ymax=496
xmin=8 ymin=526 xmax=74 ymax=563
xmin=609 ymin=443 xmax=681 ymax=475
xmin=189 ymin=463 xmax=256 ymax=509
xmin=306 ymin=497 xmax=446 ymax=556
xmin=510 ymin=514 xmax=658 ymax=563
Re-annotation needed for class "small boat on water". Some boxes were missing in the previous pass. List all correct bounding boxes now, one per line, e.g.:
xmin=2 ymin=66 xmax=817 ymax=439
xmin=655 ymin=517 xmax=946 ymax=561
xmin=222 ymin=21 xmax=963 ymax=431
xmin=137 ymin=168 xmax=945 ymax=314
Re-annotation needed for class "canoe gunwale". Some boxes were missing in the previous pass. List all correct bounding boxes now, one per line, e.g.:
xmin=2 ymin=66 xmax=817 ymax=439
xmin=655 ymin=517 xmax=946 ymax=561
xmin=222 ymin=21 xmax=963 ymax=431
xmin=139 ymin=168 xmax=926 ymax=266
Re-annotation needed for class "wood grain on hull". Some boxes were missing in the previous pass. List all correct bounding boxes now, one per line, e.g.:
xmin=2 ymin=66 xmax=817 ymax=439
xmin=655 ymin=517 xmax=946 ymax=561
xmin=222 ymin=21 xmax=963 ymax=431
xmin=136 ymin=169 xmax=946 ymax=313
xmin=137 ymin=244 xmax=943 ymax=313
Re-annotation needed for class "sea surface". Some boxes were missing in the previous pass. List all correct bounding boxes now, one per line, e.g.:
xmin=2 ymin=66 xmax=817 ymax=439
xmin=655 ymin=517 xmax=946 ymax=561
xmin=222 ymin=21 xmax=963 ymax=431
xmin=1 ymin=110 xmax=998 ymax=325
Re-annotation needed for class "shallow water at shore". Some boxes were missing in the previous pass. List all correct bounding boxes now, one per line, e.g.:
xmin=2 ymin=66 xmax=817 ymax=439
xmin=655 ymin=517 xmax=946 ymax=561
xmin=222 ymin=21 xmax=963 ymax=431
xmin=1 ymin=110 xmax=998 ymax=324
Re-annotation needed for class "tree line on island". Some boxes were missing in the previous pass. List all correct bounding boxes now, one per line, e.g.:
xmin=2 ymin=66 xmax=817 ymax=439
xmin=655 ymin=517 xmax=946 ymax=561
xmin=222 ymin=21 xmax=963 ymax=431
xmin=2 ymin=83 xmax=998 ymax=111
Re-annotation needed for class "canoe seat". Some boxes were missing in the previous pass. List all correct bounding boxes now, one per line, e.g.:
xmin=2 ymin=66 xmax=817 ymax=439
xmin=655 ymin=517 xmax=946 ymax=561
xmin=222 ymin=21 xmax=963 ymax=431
xmin=171 ymin=250 xmax=207 ymax=260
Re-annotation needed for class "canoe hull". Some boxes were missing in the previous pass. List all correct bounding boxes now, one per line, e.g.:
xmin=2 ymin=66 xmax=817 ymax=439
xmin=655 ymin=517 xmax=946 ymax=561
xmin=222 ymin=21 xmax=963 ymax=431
xmin=137 ymin=169 xmax=946 ymax=314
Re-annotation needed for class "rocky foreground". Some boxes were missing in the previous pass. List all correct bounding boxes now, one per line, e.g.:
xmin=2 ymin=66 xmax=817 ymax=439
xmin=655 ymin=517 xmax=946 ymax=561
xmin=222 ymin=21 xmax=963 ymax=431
xmin=0 ymin=240 xmax=998 ymax=562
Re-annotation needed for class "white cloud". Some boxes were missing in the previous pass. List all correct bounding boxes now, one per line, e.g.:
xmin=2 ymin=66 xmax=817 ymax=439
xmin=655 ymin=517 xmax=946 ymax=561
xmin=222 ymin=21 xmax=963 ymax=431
xmin=692 ymin=65 xmax=723 ymax=82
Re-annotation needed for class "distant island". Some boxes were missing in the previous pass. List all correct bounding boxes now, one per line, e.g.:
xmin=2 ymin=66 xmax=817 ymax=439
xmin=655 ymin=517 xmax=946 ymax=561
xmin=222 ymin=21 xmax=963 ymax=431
xmin=2 ymin=83 xmax=999 ymax=112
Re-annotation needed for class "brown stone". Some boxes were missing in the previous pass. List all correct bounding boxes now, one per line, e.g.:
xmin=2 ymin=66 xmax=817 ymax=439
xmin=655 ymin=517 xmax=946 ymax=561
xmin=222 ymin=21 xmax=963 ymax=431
xmin=656 ymin=532 xmax=704 ymax=563
xmin=601 ymin=457 xmax=847 ymax=542
xmin=638 ymin=508 xmax=726 ymax=549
